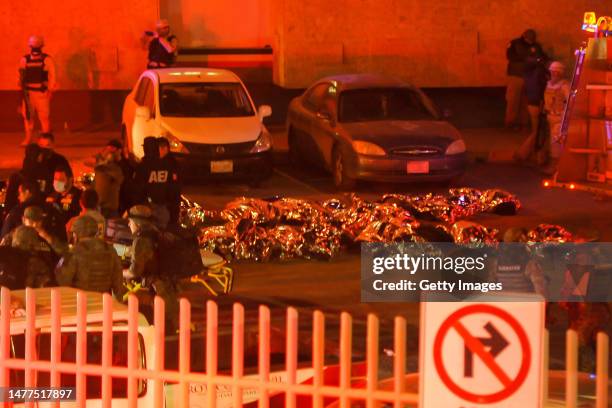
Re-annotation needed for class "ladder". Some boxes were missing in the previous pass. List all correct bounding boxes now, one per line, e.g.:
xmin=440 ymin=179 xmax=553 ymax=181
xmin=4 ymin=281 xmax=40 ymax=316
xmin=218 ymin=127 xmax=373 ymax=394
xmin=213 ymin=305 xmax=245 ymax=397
xmin=558 ymin=42 xmax=587 ymax=146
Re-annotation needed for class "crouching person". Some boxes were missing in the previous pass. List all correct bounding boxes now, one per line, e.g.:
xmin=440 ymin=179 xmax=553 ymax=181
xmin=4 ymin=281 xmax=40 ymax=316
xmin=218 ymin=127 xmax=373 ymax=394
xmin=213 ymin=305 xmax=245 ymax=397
xmin=124 ymin=205 xmax=179 ymax=333
xmin=56 ymin=215 xmax=126 ymax=301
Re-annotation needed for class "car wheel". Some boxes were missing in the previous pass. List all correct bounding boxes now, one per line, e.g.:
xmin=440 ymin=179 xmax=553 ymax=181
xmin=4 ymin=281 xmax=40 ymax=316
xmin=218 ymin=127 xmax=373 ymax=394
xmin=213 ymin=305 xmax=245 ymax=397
xmin=332 ymin=146 xmax=356 ymax=190
xmin=287 ymin=128 xmax=302 ymax=167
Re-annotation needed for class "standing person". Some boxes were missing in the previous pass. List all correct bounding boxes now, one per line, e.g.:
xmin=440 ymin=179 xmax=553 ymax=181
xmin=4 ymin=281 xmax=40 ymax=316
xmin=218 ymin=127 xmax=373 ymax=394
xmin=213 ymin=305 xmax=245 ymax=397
xmin=514 ymin=54 xmax=549 ymax=162
xmin=124 ymin=205 xmax=178 ymax=332
xmin=93 ymin=146 xmax=124 ymax=219
xmin=36 ymin=133 xmax=73 ymax=196
xmin=10 ymin=225 xmax=53 ymax=288
xmin=146 ymin=19 xmax=178 ymax=69
xmin=542 ymin=61 xmax=571 ymax=175
xmin=56 ymin=216 xmax=126 ymax=300
xmin=505 ymin=29 xmax=546 ymax=131
xmin=66 ymin=189 xmax=106 ymax=238
xmin=84 ymin=139 xmax=134 ymax=215
xmin=18 ymin=35 xmax=57 ymax=146
xmin=133 ymin=137 xmax=178 ymax=229
xmin=46 ymin=167 xmax=81 ymax=229
xmin=157 ymin=137 xmax=181 ymax=226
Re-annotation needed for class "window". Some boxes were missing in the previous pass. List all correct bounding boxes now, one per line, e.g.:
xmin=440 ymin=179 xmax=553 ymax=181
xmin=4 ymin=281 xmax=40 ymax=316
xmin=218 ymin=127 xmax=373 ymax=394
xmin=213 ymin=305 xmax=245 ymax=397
xmin=159 ymin=82 xmax=255 ymax=118
xmin=10 ymin=331 xmax=147 ymax=399
xmin=134 ymin=78 xmax=151 ymax=106
xmin=338 ymin=87 xmax=437 ymax=123
xmin=143 ymin=80 xmax=155 ymax=113
xmin=304 ymin=83 xmax=332 ymax=112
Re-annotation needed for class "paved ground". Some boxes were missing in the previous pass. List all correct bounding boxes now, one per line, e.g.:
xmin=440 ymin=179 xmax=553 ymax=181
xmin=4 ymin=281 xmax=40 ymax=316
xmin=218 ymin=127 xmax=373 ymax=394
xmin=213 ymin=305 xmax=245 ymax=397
xmin=2 ymin=126 xmax=611 ymax=372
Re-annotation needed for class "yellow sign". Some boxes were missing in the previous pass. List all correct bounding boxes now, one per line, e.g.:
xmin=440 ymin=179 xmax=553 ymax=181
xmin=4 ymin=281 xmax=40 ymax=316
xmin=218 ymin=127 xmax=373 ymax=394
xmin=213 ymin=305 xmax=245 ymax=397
xmin=583 ymin=12 xmax=612 ymax=33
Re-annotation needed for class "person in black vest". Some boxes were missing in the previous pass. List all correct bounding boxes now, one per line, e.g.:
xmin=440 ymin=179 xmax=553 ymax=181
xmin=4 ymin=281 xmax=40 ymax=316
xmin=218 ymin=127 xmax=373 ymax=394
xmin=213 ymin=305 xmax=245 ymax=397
xmin=505 ymin=29 xmax=547 ymax=131
xmin=133 ymin=137 xmax=179 ymax=229
xmin=146 ymin=19 xmax=178 ymax=69
xmin=157 ymin=137 xmax=181 ymax=225
xmin=18 ymin=35 xmax=57 ymax=146
xmin=35 ymin=133 xmax=73 ymax=196
xmin=46 ymin=167 xmax=81 ymax=234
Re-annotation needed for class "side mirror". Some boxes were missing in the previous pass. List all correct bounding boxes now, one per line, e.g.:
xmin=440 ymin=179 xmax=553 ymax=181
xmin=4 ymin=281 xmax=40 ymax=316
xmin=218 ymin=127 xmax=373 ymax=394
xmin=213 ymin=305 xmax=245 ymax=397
xmin=258 ymin=105 xmax=272 ymax=121
xmin=135 ymin=106 xmax=151 ymax=120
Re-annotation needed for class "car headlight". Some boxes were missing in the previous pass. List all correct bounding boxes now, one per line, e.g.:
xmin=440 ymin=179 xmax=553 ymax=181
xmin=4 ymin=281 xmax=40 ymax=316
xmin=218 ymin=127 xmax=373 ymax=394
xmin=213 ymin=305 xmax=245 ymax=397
xmin=445 ymin=139 xmax=466 ymax=155
xmin=163 ymin=132 xmax=189 ymax=154
xmin=352 ymin=140 xmax=386 ymax=156
xmin=250 ymin=131 xmax=272 ymax=153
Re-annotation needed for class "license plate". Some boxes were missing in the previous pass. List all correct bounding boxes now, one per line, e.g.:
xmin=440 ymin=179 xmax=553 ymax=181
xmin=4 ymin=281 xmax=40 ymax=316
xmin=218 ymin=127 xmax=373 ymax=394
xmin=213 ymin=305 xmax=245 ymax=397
xmin=210 ymin=160 xmax=233 ymax=173
xmin=407 ymin=161 xmax=429 ymax=174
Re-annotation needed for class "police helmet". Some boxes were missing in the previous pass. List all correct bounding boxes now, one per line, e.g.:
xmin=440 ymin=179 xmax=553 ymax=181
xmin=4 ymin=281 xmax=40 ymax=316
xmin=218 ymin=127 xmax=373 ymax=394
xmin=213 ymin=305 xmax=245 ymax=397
xmin=70 ymin=215 xmax=99 ymax=239
xmin=12 ymin=225 xmax=39 ymax=251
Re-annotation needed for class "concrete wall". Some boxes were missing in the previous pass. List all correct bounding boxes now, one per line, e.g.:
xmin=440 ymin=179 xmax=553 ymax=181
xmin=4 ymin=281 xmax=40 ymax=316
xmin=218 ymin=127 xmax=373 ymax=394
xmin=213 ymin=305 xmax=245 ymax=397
xmin=272 ymin=0 xmax=607 ymax=88
xmin=0 ymin=0 xmax=158 ymax=90
xmin=162 ymin=0 xmax=273 ymax=47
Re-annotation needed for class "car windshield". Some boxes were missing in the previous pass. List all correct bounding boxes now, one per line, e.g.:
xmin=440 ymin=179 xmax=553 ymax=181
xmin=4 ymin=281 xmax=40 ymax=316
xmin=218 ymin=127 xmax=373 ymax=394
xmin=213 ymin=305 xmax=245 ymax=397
xmin=160 ymin=82 xmax=255 ymax=117
xmin=338 ymin=88 xmax=437 ymax=122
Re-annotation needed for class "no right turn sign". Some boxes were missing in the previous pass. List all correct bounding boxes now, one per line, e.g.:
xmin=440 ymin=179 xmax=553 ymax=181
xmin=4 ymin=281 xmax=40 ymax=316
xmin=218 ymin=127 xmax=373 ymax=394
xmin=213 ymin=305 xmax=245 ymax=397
xmin=420 ymin=294 xmax=545 ymax=407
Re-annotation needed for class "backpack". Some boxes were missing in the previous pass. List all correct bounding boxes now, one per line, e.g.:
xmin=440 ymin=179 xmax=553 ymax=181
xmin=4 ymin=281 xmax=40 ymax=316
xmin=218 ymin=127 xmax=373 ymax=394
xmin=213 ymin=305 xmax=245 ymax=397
xmin=156 ymin=227 xmax=204 ymax=280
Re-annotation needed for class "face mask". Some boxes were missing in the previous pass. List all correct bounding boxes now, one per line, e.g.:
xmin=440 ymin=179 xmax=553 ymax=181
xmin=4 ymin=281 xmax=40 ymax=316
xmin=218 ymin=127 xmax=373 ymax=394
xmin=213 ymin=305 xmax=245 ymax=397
xmin=53 ymin=180 xmax=66 ymax=193
xmin=30 ymin=47 xmax=42 ymax=55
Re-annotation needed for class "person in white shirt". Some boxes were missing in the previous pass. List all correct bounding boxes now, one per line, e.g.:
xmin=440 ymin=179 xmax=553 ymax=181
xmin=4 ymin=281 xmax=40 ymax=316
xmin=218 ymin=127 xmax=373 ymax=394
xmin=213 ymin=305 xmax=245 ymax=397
xmin=542 ymin=61 xmax=570 ymax=175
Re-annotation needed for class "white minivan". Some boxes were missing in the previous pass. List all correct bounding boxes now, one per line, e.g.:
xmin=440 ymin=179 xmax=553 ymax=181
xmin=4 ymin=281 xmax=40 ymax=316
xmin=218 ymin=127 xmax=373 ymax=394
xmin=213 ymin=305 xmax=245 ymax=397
xmin=122 ymin=68 xmax=273 ymax=183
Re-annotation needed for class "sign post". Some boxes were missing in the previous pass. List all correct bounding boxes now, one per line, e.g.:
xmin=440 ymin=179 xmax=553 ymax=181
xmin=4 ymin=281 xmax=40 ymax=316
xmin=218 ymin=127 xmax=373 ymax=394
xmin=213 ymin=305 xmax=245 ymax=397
xmin=420 ymin=294 xmax=544 ymax=407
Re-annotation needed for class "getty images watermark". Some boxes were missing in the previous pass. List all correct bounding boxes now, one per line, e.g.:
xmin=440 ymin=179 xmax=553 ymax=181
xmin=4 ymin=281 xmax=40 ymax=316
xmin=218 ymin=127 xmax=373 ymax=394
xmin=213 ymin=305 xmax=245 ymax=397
xmin=360 ymin=242 xmax=612 ymax=302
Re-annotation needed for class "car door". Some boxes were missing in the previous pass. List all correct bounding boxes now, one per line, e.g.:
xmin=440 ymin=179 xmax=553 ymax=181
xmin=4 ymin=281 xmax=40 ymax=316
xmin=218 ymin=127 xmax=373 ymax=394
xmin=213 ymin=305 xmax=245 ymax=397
xmin=299 ymin=82 xmax=333 ymax=167
xmin=131 ymin=77 xmax=161 ymax=158
xmin=307 ymin=82 xmax=339 ymax=169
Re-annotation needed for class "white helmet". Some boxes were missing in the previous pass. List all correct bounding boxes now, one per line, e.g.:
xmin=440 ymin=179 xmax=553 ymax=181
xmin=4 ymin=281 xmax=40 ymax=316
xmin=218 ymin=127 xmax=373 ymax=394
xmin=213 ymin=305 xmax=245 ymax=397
xmin=156 ymin=19 xmax=170 ymax=29
xmin=548 ymin=61 xmax=565 ymax=72
xmin=28 ymin=35 xmax=44 ymax=48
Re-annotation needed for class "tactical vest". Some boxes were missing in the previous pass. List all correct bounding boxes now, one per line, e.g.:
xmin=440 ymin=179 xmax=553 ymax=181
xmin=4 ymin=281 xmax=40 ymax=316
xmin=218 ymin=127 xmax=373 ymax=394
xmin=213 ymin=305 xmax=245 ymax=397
xmin=23 ymin=53 xmax=49 ymax=91
xmin=148 ymin=37 xmax=176 ymax=68
xmin=496 ymin=249 xmax=534 ymax=293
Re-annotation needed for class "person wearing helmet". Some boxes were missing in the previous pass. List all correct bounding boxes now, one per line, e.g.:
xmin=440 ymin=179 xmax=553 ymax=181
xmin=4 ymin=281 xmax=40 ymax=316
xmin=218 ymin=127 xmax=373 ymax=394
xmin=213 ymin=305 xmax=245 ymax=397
xmin=18 ymin=35 xmax=57 ymax=146
xmin=146 ymin=19 xmax=178 ymax=69
xmin=124 ymin=204 xmax=178 ymax=332
xmin=10 ymin=225 xmax=53 ymax=288
xmin=542 ymin=61 xmax=571 ymax=175
xmin=56 ymin=215 xmax=126 ymax=300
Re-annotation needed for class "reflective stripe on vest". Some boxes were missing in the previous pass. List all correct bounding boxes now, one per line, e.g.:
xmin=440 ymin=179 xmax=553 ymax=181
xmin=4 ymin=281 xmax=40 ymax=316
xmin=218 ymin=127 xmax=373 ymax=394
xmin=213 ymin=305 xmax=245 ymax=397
xmin=23 ymin=53 xmax=49 ymax=91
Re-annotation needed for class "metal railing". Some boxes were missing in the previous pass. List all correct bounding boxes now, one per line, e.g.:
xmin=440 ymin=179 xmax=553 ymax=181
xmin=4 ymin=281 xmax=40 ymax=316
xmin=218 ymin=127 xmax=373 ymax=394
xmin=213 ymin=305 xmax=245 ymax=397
xmin=0 ymin=287 xmax=609 ymax=407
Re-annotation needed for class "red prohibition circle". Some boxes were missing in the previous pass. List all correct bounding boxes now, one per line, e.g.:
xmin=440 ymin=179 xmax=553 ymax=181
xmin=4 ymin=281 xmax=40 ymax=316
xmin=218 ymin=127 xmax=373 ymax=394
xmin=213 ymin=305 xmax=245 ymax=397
xmin=433 ymin=304 xmax=531 ymax=404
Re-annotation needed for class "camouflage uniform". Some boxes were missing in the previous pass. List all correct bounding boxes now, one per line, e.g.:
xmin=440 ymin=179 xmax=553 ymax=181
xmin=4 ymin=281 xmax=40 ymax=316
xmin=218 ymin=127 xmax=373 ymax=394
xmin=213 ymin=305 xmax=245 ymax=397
xmin=56 ymin=216 xmax=126 ymax=301
xmin=127 ymin=208 xmax=178 ymax=331
xmin=11 ymin=225 xmax=52 ymax=288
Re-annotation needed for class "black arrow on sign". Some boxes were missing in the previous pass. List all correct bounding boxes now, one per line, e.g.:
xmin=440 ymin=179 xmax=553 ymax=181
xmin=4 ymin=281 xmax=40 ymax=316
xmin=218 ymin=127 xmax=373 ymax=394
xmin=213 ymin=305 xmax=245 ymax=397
xmin=464 ymin=322 xmax=509 ymax=377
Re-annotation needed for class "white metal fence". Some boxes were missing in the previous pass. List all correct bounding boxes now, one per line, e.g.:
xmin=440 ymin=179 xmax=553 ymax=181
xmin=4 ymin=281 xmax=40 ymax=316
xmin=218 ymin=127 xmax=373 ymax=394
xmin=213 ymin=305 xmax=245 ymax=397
xmin=0 ymin=287 xmax=609 ymax=407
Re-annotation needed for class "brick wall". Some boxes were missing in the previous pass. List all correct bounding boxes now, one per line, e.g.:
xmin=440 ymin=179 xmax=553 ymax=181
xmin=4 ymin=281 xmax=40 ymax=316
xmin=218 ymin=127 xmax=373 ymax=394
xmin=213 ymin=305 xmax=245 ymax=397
xmin=271 ymin=0 xmax=607 ymax=88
